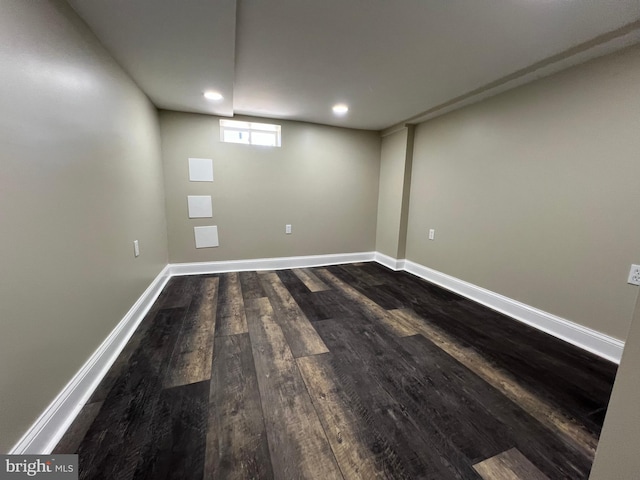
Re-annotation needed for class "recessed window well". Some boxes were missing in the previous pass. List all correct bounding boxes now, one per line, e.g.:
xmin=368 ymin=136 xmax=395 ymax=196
xmin=219 ymin=119 xmax=281 ymax=147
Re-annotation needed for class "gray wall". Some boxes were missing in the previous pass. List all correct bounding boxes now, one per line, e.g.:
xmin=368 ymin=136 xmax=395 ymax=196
xmin=590 ymin=289 xmax=640 ymax=478
xmin=160 ymin=111 xmax=380 ymax=263
xmin=405 ymin=45 xmax=640 ymax=340
xmin=375 ymin=128 xmax=409 ymax=259
xmin=0 ymin=0 xmax=168 ymax=452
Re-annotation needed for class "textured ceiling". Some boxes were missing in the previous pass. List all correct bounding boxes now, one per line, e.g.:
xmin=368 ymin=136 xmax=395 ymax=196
xmin=68 ymin=0 xmax=640 ymax=130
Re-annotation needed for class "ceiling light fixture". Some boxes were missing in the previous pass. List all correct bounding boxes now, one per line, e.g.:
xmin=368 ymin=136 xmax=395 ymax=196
xmin=204 ymin=90 xmax=223 ymax=101
xmin=332 ymin=104 xmax=349 ymax=115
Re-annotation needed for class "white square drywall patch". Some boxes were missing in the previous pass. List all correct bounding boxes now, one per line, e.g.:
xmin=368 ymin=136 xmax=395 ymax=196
xmin=194 ymin=225 xmax=219 ymax=248
xmin=188 ymin=157 xmax=213 ymax=182
xmin=187 ymin=195 xmax=213 ymax=218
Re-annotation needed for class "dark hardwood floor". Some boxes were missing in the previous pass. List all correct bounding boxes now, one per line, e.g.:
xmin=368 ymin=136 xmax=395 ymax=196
xmin=54 ymin=263 xmax=618 ymax=479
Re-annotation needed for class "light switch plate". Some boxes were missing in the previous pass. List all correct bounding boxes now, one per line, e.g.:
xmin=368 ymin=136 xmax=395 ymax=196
xmin=187 ymin=195 xmax=213 ymax=218
xmin=188 ymin=158 xmax=213 ymax=182
xmin=628 ymin=264 xmax=640 ymax=286
xmin=194 ymin=226 xmax=219 ymax=248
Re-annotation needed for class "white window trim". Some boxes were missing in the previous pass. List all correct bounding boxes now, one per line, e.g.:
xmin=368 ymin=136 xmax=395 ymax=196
xmin=220 ymin=119 xmax=282 ymax=147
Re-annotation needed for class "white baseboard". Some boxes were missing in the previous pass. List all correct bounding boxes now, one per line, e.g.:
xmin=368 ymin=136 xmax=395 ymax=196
xmin=10 ymin=265 xmax=172 ymax=455
xmin=374 ymin=252 xmax=406 ymax=271
xmin=169 ymin=251 xmax=376 ymax=276
xmin=402 ymin=259 xmax=624 ymax=364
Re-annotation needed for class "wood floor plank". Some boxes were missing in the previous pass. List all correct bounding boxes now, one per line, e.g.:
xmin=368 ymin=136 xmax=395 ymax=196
xmin=215 ymin=272 xmax=248 ymax=337
xmin=112 ymin=307 xmax=189 ymax=397
xmin=245 ymin=297 xmax=343 ymax=480
xmin=205 ymin=333 xmax=273 ymax=480
xmin=259 ymin=272 xmax=329 ymax=357
xmin=331 ymin=264 xmax=447 ymax=310
xmin=77 ymin=307 xmax=189 ymax=479
xmin=293 ymin=268 xmax=330 ymax=292
xmin=360 ymin=284 xmax=410 ymax=310
xmin=313 ymin=318 xmax=474 ymax=479
xmin=53 ymin=402 xmax=103 ymax=454
xmin=88 ymin=319 xmax=154 ymax=404
xmin=158 ymin=275 xmax=201 ymax=309
xmin=389 ymin=308 xmax=599 ymax=458
xmin=276 ymin=269 xmax=310 ymax=295
xmin=274 ymin=269 xmax=360 ymax=322
xmin=323 ymin=265 xmax=377 ymax=291
xmin=446 ymin=298 xmax=617 ymax=430
xmin=315 ymin=269 xmax=414 ymax=335
xmin=88 ymin=277 xmax=187 ymax=403
xmin=329 ymin=264 xmax=386 ymax=287
xmin=296 ymin=353 xmax=402 ymax=479
xmin=306 ymin=290 xmax=363 ymax=320
xmin=165 ymin=277 xmax=219 ymax=388
xmin=295 ymin=290 xmax=364 ymax=323
xmin=352 ymin=263 xmax=461 ymax=305
xmin=314 ymin=270 xmax=588 ymax=476
xmin=239 ymin=271 xmax=266 ymax=300
xmin=132 ymin=380 xmax=209 ymax=480
xmin=397 ymin=333 xmax=590 ymax=479
xmin=352 ymin=262 xmax=401 ymax=282
xmin=474 ymin=448 xmax=550 ymax=480
xmin=317 ymin=268 xmax=598 ymax=463
xmin=287 ymin=291 xmax=332 ymax=322
xmin=315 ymin=314 xmax=507 ymax=473
xmin=78 ymin=393 xmax=156 ymax=479
xmin=363 ymin=265 xmax=616 ymax=437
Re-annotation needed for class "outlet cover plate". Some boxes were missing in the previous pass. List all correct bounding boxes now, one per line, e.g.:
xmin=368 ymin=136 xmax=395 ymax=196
xmin=628 ymin=264 xmax=640 ymax=286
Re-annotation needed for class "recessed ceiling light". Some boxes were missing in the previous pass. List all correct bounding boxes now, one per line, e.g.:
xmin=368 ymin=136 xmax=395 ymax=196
xmin=332 ymin=104 xmax=349 ymax=115
xmin=204 ymin=91 xmax=223 ymax=101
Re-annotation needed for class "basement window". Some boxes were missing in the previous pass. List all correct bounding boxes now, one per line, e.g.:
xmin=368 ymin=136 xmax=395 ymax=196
xmin=219 ymin=119 xmax=281 ymax=147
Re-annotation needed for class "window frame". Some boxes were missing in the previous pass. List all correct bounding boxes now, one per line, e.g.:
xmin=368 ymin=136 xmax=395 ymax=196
xmin=219 ymin=119 xmax=282 ymax=147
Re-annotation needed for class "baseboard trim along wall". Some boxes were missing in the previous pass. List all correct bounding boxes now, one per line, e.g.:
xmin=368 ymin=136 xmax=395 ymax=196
xmin=374 ymin=252 xmax=406 ymax=271
xmin=13 ymin=251 xmax=624 ymax=454
xmin=9 ymin=265 xmax=172 ymax=455
xmin=403 ymin=259 xmax=625 ymax=364
xmin=169 ymin=251 xmax=376 ymax=276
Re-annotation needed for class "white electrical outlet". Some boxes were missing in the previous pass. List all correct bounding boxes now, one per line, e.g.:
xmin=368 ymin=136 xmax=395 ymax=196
xmin=133 ymin=240 xmax=140 ymax=257
xmin=628 ymin=264 xmax=640 ymax=286
xmin=428 ymin=229 xmax=435 ymax=240
xmin=285 ymin=224 xmax=292 ymax=234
